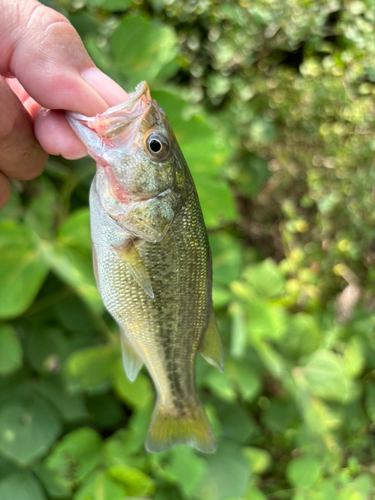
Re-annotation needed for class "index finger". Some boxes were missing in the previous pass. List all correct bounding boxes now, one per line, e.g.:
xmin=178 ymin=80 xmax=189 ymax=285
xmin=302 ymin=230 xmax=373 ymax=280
xmin=0 ymin=0 xmax=128 ymax=114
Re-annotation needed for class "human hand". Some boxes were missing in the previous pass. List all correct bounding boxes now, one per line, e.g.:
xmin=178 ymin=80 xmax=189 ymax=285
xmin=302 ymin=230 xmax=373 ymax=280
xmin=0 ymin=0 xmax=129 ymax=210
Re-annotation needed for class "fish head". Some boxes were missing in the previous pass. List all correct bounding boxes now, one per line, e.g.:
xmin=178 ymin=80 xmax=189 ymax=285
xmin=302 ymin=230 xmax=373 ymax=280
xmin=66 ymin=82 xmax=181 ymax=209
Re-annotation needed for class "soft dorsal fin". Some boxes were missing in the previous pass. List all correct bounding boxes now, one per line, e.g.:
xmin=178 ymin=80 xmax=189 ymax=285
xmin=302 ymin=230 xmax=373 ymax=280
xmin=200 ymin=310 xmax=224 ymax=372
xmin=112 ymin=240 xmax=154 ymax=298
xmin=120 ymin=328 xmax=143 ymax=382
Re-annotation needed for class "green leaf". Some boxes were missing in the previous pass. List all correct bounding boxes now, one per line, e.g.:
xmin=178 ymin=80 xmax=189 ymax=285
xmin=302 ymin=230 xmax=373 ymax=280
xmin=161 ymin=447 xmax=207 ymax=497
xmin=64 ymin=343 xmax=118 ymax=392
xmin=111 ymin=16 xmax=177 ymax=86
xmin=86 ymin=393 xmax=124 ymax=429
xmin=25 ymin=327 xmax=67 ymax=374
xmin=203 ymin=369 xmax=237 ymax=403
xmin=0 ymin=221 xmax=48 ymax=319
xmin=281 ymin=313 xmax=322 ymax=359
xmin=108 ymin=464 xmax=155 ymax=496
xmin=248 ymin=297 xmax=287 ymax=341
xmin=217 ymin=402 xmax=258 ymax=444
xmin=0 ymin=472 xmax=46 ymax=500
xmin=201 ymin=440 xmax=251 ymax=500
xmin=40 ymin=241 xmax=102 ymax=313
xmin=58 ymin=208 xmax=92 ymax=254
xmin=242 ymin=447 xmax=272 ymax=475
xmin=365 ymin=382 xmax=375 ymax=423
xmin=112 ymin=360 xmax=153 ymax=409
xmin=226 ymin=360 xmax=261 ymax=402
xmin=38 ymin=379 xmax=88 ymax=422
xmin=286 ymin=456 xmax=321 ymax=489
xmin=302 ymin=350 xmax=353 ymax=402
xmin=243 ymin=259 xmax=285 ymax=298
xmin=24 ymin=181 xmax=57 ymax=239
xmin=0 ymin=398 xmax=61 ymax=465
xmin=0 ymin=325 xmax=22 ymax=376
xmin=210 ymin=233 xmax=243 ymax=287
xmin=75 ymin=471 xmax=126 ymax=500
xmin=46 ymin=428 xmax=101 ymax=490
xmin=87 ymin=0 xmax=131 ymax=10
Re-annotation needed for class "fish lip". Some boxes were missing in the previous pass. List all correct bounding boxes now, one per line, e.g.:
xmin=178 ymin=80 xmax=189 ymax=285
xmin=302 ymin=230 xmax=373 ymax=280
xmin=66 ymin=81 xmax=152 ymax=140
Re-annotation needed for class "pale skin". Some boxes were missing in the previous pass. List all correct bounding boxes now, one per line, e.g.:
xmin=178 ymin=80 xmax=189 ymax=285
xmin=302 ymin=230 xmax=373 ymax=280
xmin=0 ymin=0 xmax=129 ymax=210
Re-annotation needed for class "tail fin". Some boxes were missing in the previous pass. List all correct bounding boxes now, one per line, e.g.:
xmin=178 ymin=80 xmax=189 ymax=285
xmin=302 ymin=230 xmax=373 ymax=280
xmin=145 ymin=401 xmax=217 ymax=454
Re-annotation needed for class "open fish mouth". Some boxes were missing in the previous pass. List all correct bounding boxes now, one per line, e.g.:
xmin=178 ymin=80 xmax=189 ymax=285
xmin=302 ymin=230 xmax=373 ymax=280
xmin=66 ymin=81 xmax=152 ymax=141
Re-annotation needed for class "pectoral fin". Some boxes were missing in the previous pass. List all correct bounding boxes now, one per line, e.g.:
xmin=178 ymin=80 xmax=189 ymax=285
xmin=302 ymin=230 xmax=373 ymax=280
xmin=200 ymin=310 xmax=224 ymax=372
xmin=112 ymin=240 xmax=154 ymax=298
xmin=120 ymin=328 xmax=143 ymax=382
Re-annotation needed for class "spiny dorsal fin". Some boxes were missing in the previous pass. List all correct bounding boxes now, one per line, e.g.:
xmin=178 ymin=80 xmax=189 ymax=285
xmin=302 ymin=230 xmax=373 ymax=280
xmin=112 ymin=240 xmax=154 ymax=298
xmin=120 ymin=328 xmax=143 ymax=382
xmin=200 ymin=310 xmax=224 ymax=372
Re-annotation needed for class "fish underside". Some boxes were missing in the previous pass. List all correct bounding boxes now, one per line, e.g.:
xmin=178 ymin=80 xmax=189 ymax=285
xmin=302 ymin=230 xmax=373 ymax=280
xmin=67 ymin=82 xmax=224 ymax=453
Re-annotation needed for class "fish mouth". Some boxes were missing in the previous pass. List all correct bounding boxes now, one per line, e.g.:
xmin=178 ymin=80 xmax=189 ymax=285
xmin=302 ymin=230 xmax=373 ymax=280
xmin=67 ymin=81 xmax=151 ymax=141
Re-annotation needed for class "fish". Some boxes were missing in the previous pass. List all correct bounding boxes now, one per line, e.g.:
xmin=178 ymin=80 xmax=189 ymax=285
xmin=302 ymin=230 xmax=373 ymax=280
xmin=66 ymin=81 xmax=224 ymax=453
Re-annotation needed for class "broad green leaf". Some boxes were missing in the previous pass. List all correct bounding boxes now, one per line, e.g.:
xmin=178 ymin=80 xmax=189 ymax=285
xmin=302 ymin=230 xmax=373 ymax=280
xmin=203 ymin=369 xmax=237 ymax=403
xmin=216 ymin=402 xmax=258 ymax=444
xmin=242 ymin=447 xmax=272 ymax=474
xmin=87 ymin=0 xmax=131 ymax=10
xmin=0 ymin=221 xmax=48 ymax=319
xmin=302 ymin=350 xmax=353 ymax=402
xmin=25 ymin=327 xmax=67 ymax=374
xmin=0 ymin=325 xmax=22 ymax=375
xmin=230 ymin=302 xmax=249 ymax=358
xmin=111 ymin=16 xmax=177 ymax=86
xmin=248 ymin=297 xmax=287 ymax=341
xmin=286 ymin=456 xmax=321 ymax=489
xmin=226 ymin=360 xmax=261 ymax=402
xmin=365 ymin=383 xmax=375 ymax=423
xmin=86 ymin=393 xmax=124 ymax=428
xmin=38 ymin=379 xmax=88 ymax=422
xmin=46 ymin=428 xmax=101 ymax=490
xmin=40 ymin=241 xmax=102 ymax=313
xmin=112 ymin=360 xmax=153 ymax=409
xmin=64 ymin=343 xmax=118 ymax=392
xmin=201 ymin=440 xmax=251 ymax=500
xmin=33 ymin=461 xmax=71 ymax=499
xmin=281 ymin=313 xmax=321 ymax=359
xmin=108 ymin=464 xmax=155 ymax=496
xmin=0 ymin=398 xmax=61 ymax=465
xmin=210 ymin=232 xmax=243 ymax=286
xmin=75 ymin=471 xmax=126 ymax=500
xmin=24 ymin=181 xmax=57 ymax=239
xmin=58 ymin=208 xmax=92 ymax=253
xmin=244 ymin=259 xmax=285 ymax=298
xmin=0 ymin=472 xmax=46 ymax=500
xmin=161 ymin=447 xmax=207 ymax=497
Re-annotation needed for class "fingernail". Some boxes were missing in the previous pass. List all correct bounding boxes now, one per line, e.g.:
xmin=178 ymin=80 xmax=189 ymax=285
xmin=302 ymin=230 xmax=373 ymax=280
xmin=81 ymin=67 xmax=129 ymax=107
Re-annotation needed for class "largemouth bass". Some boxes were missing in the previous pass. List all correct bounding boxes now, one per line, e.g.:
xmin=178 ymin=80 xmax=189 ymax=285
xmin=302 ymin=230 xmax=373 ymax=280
xmin=67 ymin=82 xmax=224 ymax=453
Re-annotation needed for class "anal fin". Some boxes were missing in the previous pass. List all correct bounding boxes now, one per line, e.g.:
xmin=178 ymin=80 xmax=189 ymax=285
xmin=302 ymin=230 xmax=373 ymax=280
xmin=112 ymin=240 xmax=154 ymax=298
xmin=200 ymin=310 xmax=224 ymax=372
xmin=120 ymin=328 xmax=143 ymax=382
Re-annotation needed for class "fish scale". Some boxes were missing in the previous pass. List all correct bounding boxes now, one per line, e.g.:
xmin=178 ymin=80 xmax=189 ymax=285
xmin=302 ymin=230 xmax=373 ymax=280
xmin=67 ymin=81 xmax=224 ymax=453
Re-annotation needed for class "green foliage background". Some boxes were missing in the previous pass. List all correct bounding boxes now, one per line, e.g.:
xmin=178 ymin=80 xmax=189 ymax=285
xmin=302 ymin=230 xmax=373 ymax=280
xmin=1 ymin=0 xmax=375 ymax=498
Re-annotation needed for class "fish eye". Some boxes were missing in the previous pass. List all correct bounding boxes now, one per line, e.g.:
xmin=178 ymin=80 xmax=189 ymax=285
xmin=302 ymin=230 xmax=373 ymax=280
xmin=144 ymin=132 xmax=170 ymax=162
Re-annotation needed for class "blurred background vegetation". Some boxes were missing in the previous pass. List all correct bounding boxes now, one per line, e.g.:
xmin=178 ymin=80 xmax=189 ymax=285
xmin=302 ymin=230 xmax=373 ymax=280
xmin=1 ymin=0 xmax=375 ymax=498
